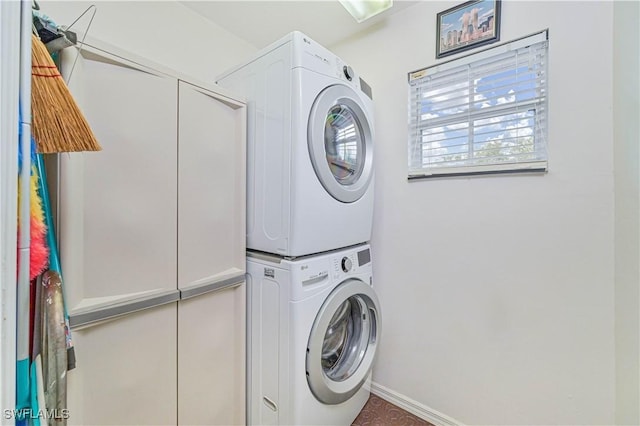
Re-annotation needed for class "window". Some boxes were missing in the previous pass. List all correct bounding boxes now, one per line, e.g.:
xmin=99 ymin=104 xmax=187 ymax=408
xmin=408 ymin=31 xmax=548 ymax=178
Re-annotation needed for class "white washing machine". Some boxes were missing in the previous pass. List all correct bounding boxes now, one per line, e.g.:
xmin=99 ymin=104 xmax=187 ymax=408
xmin=217 ymin=31 xmax=375 ymax=257
xmin=246 ymin=243 xmax=381 ymax=425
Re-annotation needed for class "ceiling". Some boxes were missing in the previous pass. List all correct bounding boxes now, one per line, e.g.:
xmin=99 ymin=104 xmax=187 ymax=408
xmin=180 ymin=1 xmax=419 ymax=49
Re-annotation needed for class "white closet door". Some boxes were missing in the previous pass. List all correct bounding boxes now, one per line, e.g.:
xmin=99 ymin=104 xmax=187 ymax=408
xmin=178 ymin=284 xmax=246 ymax=425
xmin=177 ymin=80 xmax=246 ymax=294
xmin=67 ymin=304 xmax=177 ymax=425
xmin=59 ymin=48 xmax=179 ymax=326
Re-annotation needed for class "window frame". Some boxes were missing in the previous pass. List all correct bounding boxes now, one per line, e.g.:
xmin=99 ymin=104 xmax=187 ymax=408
xmin=408 ymin=30 xmax=549 ymax=179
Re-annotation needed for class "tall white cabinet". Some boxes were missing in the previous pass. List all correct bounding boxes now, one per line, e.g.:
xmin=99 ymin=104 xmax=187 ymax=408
xmin=57 ymin=41 xmax=246 ymax=425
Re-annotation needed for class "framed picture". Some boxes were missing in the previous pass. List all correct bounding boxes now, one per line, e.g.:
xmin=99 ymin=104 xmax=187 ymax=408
xmin=436 ymin=0 xmax=501 ymax=59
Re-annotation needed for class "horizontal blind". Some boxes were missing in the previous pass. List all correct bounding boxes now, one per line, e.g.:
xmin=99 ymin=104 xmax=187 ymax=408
xmin=409 ymin=31 xmax=548 ymax=177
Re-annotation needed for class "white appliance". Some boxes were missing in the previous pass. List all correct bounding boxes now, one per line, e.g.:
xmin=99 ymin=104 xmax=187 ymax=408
xmin=246 ymin=243 xmax=380 ymax=425
xmin=217 ymin=31 xmax=375 ymax=257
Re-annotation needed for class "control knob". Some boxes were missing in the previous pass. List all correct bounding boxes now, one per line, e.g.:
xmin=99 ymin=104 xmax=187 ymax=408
xmin=341 ymin=257 xmax=352 ymax=273
xmin=343 ymin=65 xmax=354 ymax=81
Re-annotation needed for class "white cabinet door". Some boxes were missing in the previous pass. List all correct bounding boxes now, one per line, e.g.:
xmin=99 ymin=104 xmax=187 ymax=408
xmin=67 ymin=304 xmax=177 ymax=425
xmin=177 ymin=81 xmax=247 ymax=425
xmin=59 ymin=48 xmax=180 ymax=327
xmin=177 ymin=80 xmax=246 ymax=295
xmin=178 ymin=283 xmax=246 ymax=425
xmin=59 ymin=46 xmax=180 ymax=425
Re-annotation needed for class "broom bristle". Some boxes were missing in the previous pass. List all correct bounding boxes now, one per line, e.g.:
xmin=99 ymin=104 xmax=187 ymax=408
xmin=31 ymin=34 xmax=102 ymax=154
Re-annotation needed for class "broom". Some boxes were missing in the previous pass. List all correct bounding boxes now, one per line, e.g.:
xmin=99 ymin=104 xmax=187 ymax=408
xmin=31 ymin=33 xmax=101 ymax=153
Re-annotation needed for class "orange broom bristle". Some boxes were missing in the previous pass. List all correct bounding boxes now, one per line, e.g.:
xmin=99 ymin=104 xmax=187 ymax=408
xmin=31 ymin=34 xmax=101 ymax=154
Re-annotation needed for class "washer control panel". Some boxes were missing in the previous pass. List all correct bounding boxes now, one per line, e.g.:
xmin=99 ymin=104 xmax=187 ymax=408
xmin=331 ymin=247 xmax=370 ymax=279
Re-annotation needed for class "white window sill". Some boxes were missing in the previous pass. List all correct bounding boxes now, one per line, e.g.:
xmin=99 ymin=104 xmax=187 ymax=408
xmin=408 ymin=161 xmax=548 ymax=180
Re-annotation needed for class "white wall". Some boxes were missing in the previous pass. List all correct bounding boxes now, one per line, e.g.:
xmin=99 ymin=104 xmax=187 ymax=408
xmin=613 ymin=1 xmax=640 ymax=424
xmin=332 ymin=2 xmax=616 ymax=424
xmin=40 ymin=1 xmax=257 ymax=83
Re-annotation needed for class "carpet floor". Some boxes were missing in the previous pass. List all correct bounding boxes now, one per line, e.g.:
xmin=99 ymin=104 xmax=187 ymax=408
xmin=352 ymin=394 xmax=434 ymax=426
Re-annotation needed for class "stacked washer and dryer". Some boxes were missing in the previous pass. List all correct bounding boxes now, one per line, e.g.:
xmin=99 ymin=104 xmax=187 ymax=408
xmin=217 ymin=31 xmax=380 ymax=426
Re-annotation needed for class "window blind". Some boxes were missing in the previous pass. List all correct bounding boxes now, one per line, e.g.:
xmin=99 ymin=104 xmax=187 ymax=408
xmin=408 ymin=31 xmax=549 ymax=178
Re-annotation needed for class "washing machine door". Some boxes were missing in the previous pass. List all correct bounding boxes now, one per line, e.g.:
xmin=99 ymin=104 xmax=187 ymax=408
xmin=306 ymin=278 xmax=380 ymax=405
xmin=308 ymin=84 xmax=374 ymax=203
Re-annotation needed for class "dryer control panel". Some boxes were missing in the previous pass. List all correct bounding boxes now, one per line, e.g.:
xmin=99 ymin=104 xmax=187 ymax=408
xmin=294 ymin=32 xmax=372 ymax=99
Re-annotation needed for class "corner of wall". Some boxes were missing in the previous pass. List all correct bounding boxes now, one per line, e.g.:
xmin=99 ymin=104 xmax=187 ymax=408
xmin=613 ymin=1 xmax=640 ymax=424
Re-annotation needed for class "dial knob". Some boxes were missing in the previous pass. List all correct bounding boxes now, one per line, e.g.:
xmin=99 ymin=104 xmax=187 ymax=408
xmin=343 ymin=65 xmax=354 ymax=81
xmin=341 ymin=257 xmax=352 ymax=273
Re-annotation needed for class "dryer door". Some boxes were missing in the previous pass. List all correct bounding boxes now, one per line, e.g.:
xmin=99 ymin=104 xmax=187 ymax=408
xmin=308 ymin=84 xmax=373 ymax=203
xmin=306 ymin=278 xmax=380 ymax=405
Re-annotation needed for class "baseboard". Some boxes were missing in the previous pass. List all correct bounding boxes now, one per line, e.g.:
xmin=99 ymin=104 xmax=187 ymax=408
xmin=370 ymin=382 xmax=462 ymax=426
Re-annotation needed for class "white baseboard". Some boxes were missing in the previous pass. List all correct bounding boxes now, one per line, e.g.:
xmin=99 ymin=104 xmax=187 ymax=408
xmin=370 ymin=382 xmax=462 ymax=426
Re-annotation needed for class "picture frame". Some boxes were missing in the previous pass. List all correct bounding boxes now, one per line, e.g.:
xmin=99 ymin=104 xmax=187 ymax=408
xmin=436 ymin=0 xmax=501 ymax=59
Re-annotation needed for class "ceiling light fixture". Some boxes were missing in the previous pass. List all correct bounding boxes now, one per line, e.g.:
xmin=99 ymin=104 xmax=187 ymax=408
xmin=339 ymin=0 xmax=393 ymax=23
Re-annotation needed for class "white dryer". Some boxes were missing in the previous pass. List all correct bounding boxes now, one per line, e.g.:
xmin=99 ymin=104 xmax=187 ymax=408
xmin=246 ymin=244 xmax=381 ymax=425
xmin=217 ymin=31 xmax=375 ymax=257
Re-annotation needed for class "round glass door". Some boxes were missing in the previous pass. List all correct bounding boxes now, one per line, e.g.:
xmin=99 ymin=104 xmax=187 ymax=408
xmin=308 ymin=85 xmax=373 ymax=203
xmin=322 ymin=295 xmax=369 ymax=382
xmin=324 ymin=105 xmax=365 ymax=186
xmin=306 ymin=279 xmax=380 ymax=405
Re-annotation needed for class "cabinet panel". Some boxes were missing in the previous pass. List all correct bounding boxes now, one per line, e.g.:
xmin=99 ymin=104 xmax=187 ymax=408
xmin=178 ymin=283 xmax=246 ymax=425
xmin=59 ymin=49 xmax=179 ymax=317
xmin=67 ymin=304 xmax=177 ymax=425
xmin=178 ymin=81 xmax=246 ymax=291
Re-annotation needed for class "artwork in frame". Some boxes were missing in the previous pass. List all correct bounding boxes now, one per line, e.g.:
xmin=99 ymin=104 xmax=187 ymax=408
xmin=436 ymin=0 xmax=501 ymax=59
